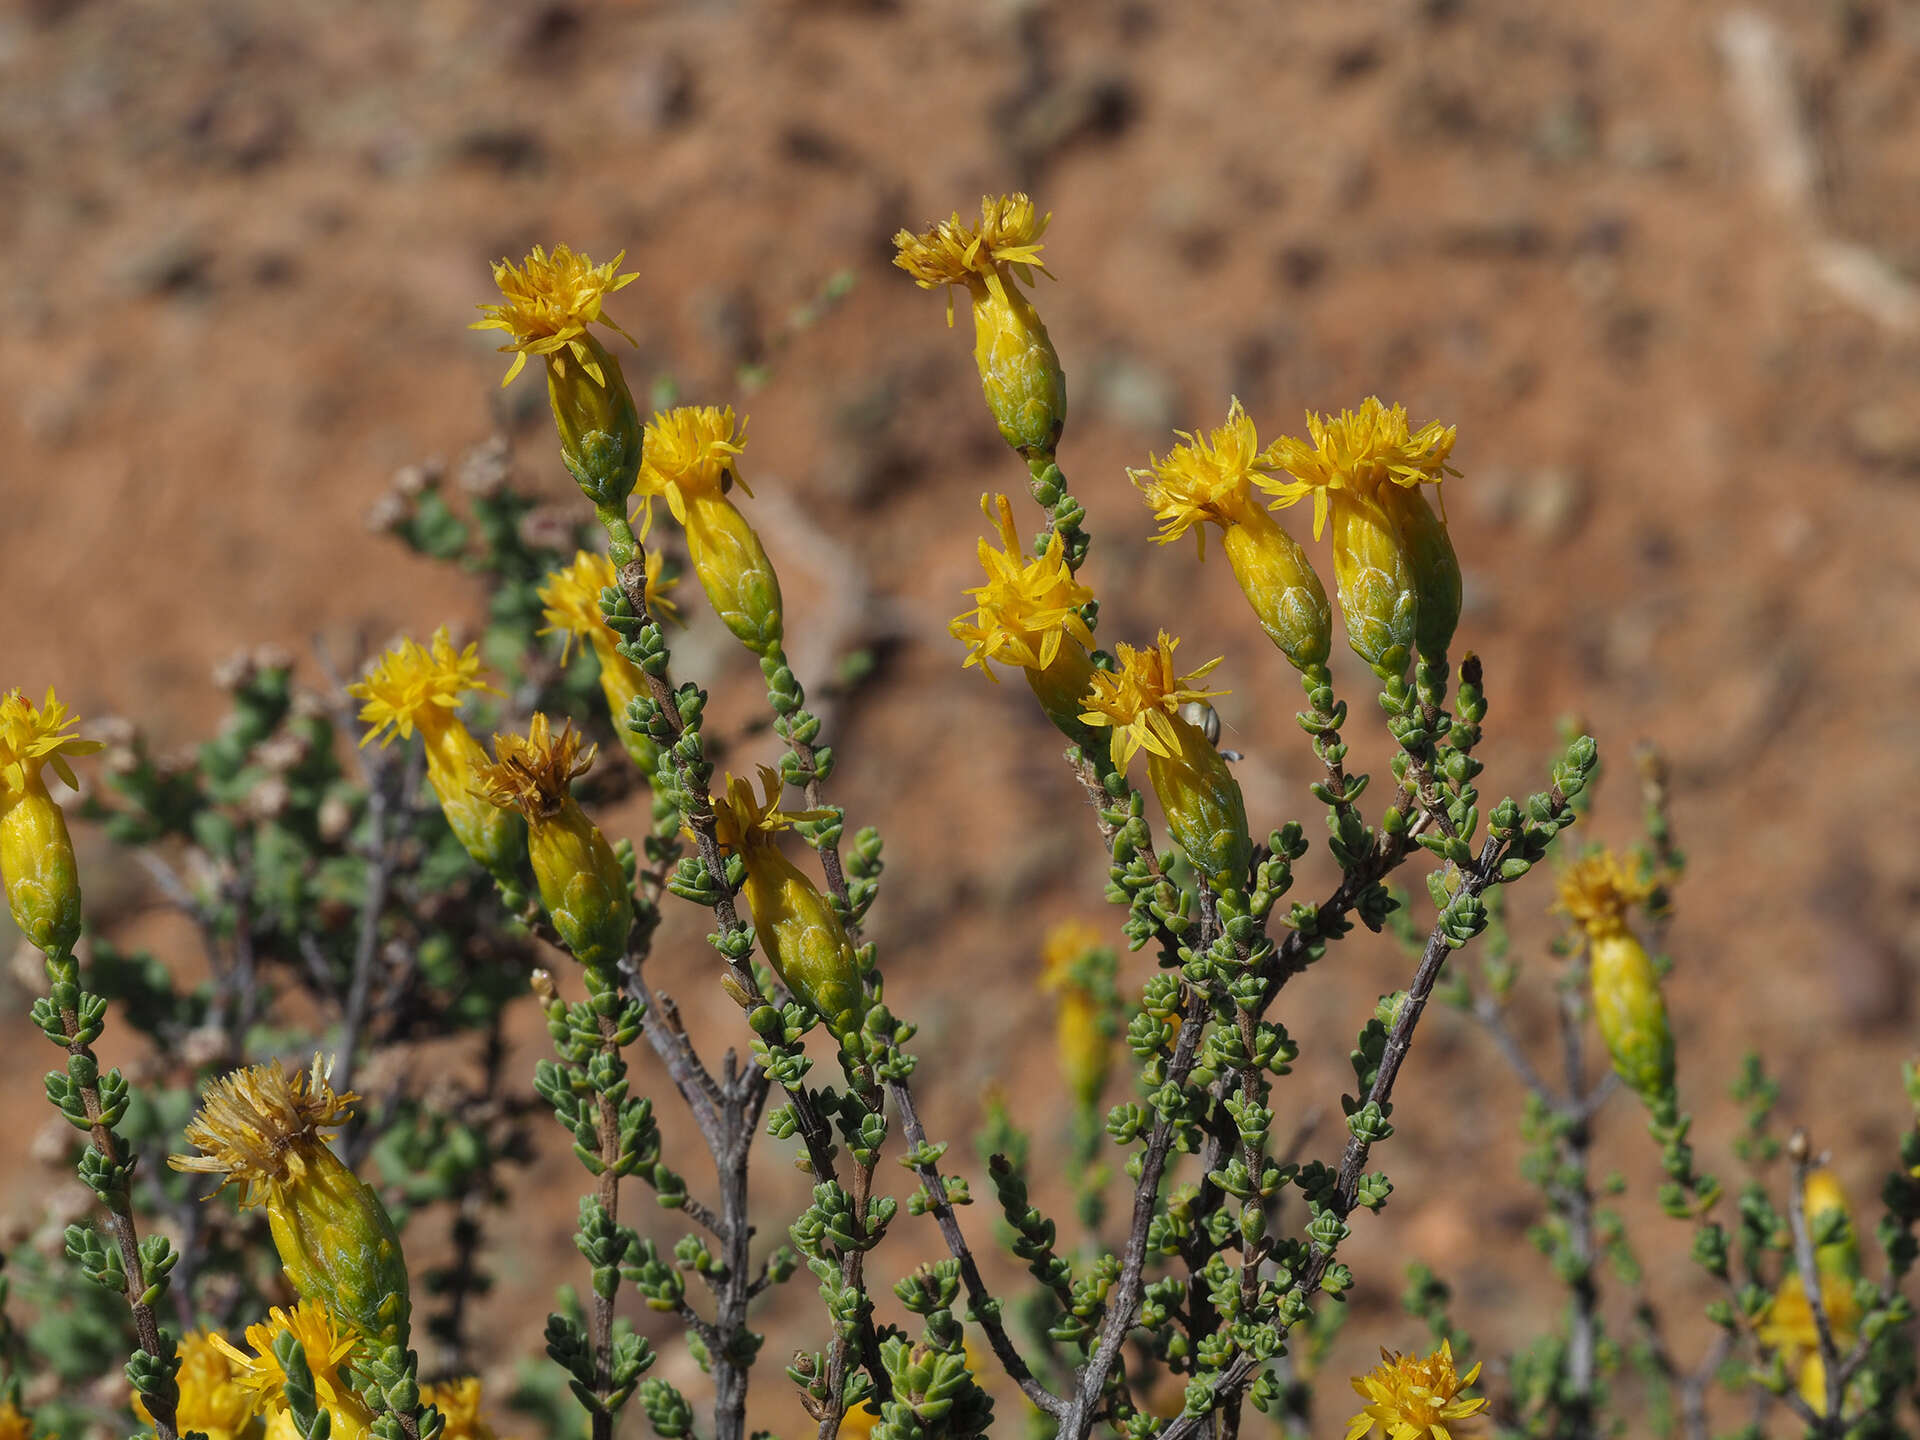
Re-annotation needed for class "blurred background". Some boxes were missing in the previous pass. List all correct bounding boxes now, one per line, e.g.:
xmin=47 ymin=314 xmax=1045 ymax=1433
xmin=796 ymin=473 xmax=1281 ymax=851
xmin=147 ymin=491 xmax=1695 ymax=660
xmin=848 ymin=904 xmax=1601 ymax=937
xmin=3 ymin=0 xmax=1920 ymax=1426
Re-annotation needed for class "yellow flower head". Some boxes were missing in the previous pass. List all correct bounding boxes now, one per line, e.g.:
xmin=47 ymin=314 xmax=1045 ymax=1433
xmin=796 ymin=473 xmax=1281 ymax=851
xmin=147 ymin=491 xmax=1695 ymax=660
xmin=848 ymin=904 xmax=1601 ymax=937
xmin=473 ymin=244 xmax=638 ymax=388
xmin=423 ymin=1378 xmax=500 ymax=1440
xmin=1131 ymin=399 xmax=1267 ymax=552
xmin=211 ymin=1302 xmax=370 ymax=1438
xmin=135 ymin=1329 xmax=258 ymax=1440
xmin=0 ymin=687 xmax=102 ymax=799
xmin=1262 ymin=397 xmax=1458 ymax=540
xmin=1758 ymin=1272 xmax=1862 ymax=1361
xmin=1040 ymin=918 xmax=1106 ymax=992
xmin=708 ymin=766 xmax=828 ymax=857
xmin=350 ymin=629 xmax=496 ymax=747
xmin=950 ymin=495 xmax=1097 ymax=680
xmin=474 ymin=714 xmax=595 ymax=823
xmin=1346 ymin=1341 xmax=1488 ymax=1440
xmin=170 ymin=1055 xmax=355 ymax=1210
xmin=1079 ymin=632 xmax=1227 ymax=770
xmin=1554 ymin=850 xmax=1657 ymax=938
xmin=639 ymin=405 xmax=750 ymax=526
xmin=538 ymin=550 xmax=679 ymax=660
xmin=892 ymin=193 xmax=1053 ymax=324
xmin=0 ymin=1402 xmax=35 ymax=1440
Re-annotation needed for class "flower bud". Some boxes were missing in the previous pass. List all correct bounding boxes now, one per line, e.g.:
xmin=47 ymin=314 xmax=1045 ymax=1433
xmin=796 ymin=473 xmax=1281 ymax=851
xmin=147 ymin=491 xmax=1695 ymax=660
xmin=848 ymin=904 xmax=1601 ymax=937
xmin=895 ymin=194 xmax=1066 ymax=454
xmin=1081 ymin=633 xmax=1252 ymax=896
xmin=475 ymin=715 xmax=632 ymax=967
xmin=172 ymin=1059 xmax=411 ymax=1351
xmin=709 ymin=767 xmax=866 ymax=1041
xmin=539 ymin=549 xmax=680 ymax=777
xmin=950 ymin=494 xmax=1102 ymax=750
xmin=474 ymin=245 xmax=642 ymax=512
xmin=1041 ymin=921 xmax=1114 ymax=1111
xmin=1555 ymin=851 xmax=1671 ymax=1102
xmin=1379 ymin=483 xmax=1461 ymax=661
xmin=1219 ymin=507 xmax=1331 ymax=671
xmin=1131 ymin=400 xmax=1330 ymax=673
xmin=640 ymin=407 xmax=785 ymax=658
xmin=1588 ymin=928 xmax=1674 ymax=1102
xmin=349 ymin=631 xmax=524 ymax=883
xmin=1261 ymin=397 xmax=1457 ymax=678
xmin=685 ymin=492 xmax=784 ymax=657
xmin=0 ymin=688 xmax=102 ymax=957
xmin=548 ymin=332 xmax=644 ymax=510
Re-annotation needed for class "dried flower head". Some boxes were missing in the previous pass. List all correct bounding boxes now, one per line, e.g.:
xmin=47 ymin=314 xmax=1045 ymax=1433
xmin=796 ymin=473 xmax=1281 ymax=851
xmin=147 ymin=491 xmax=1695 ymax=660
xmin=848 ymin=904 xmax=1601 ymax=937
xmin=0 ymin=687 xmax=102 ymax=799
xmin=134 ymin=1329 xmax=258 ymax=1440
xmin=538 ymin=549 xmax=679 ymax=660
xmin=640 ymin=405 xmax=750 ymax=525
xmin=349 ymin=629 xmax=496 ymax=746
xmin=1554 ymin=850 xmax=1657 ymax=937
xmin=1079 ymin=632 xmax=1227 ymax=769
xmin=1262 ymin=397 xmax=1458 ymax=540
xmin=211 ymin=1301 xmax=372 ymax=1439
xmin=1131 ymin=398 xmax=1268 ymax=552
xmin=1346 ymin=1341 xmax=1488 ymax=1440
xmin=709 ymin=765 xmax=827 ymax=856
xmin=169 ymin=1055 xmax=355 ymax=1209
xmin=473 ymin=244 xmax=638 ymax=387
xmin=950 ymin=495 xmax=1097 ymax=680
xmin=474 ymin=714 xmax=595 ymax=822
xmin=893 ymin=193 xmax=1053 ymax=323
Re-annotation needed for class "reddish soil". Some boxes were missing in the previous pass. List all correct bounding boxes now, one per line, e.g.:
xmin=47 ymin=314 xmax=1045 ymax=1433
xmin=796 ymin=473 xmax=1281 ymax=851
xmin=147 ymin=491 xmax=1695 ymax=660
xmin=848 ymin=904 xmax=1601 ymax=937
xmin=4 ymin=0 xmax=1920 ymax=1432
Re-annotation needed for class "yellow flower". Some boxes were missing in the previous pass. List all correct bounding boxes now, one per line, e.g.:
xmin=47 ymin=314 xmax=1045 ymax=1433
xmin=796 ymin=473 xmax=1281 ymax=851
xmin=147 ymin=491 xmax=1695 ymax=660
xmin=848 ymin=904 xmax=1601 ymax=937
xmin=894 ymin=194 xmax=1066 ymax=454
xmin=170 ymin=1058 xmax=410 ymax=1349
xmin=1081 ymin=634 xmax=1250 ymax=895
xmin=1079 ymin=633 xmax=1225 ymax=771
xmin=210 ymin=1302 xmax=374 ymax=1440
xmin=1556 ymin=852 xmax=1672 ymax=1102
xmin=1345 ymin=1341 xmax=1488 ymax=1440
xmin=422 ymin=1377 xmax=502 ymax=1440
xmin=476 ymin=714 xmax=632 ymax=967
xmin=1759 ymin=1268 xmax=1862 ymax=1416
xmin=1553 ymin=852 xmax=1657 ymax=939
xmin=1131 ymin=401 xmax=1330 ymax=671
xmin=538 ymin=550 xmax=678 ymax=775
xmin=0 ymin=1401 xmax=37 ymax=1440
xmin=1262 ymin=398 xmax=1461 ymax=670
xmin=474 ymin=245 xmax=643 ymax=509
xmin=949 ymin=494 xmax=1099 ymax=740
xmin=349 ymin=629 xmax=523 ymax=883
xmin=709 ymin=766 xmax=865 ymax=1041
xmin=639 ymin=407 xmax=783 ymax=657
xmin=1040 ymin=920 xmax=1113 ymax=1109
xmin=135 ymin=1330 xmax=260 ymax=1440
xmin=0 ymin=687 xmax=101 ymax=956
xmin=472 ymin=244 xmax=638 ymax=388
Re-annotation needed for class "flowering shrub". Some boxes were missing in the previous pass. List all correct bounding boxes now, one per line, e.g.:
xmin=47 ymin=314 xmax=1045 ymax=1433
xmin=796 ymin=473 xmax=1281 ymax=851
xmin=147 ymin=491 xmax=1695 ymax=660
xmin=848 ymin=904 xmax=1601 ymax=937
xmin=2 ymin=194 xmax=1917 ymax=1440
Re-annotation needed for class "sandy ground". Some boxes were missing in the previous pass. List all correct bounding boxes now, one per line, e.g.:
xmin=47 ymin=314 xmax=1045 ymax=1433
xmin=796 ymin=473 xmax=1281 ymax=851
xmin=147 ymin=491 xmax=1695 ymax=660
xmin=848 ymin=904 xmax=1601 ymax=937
xmin=4 ymin=0 xmax=1920 ymax=1431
